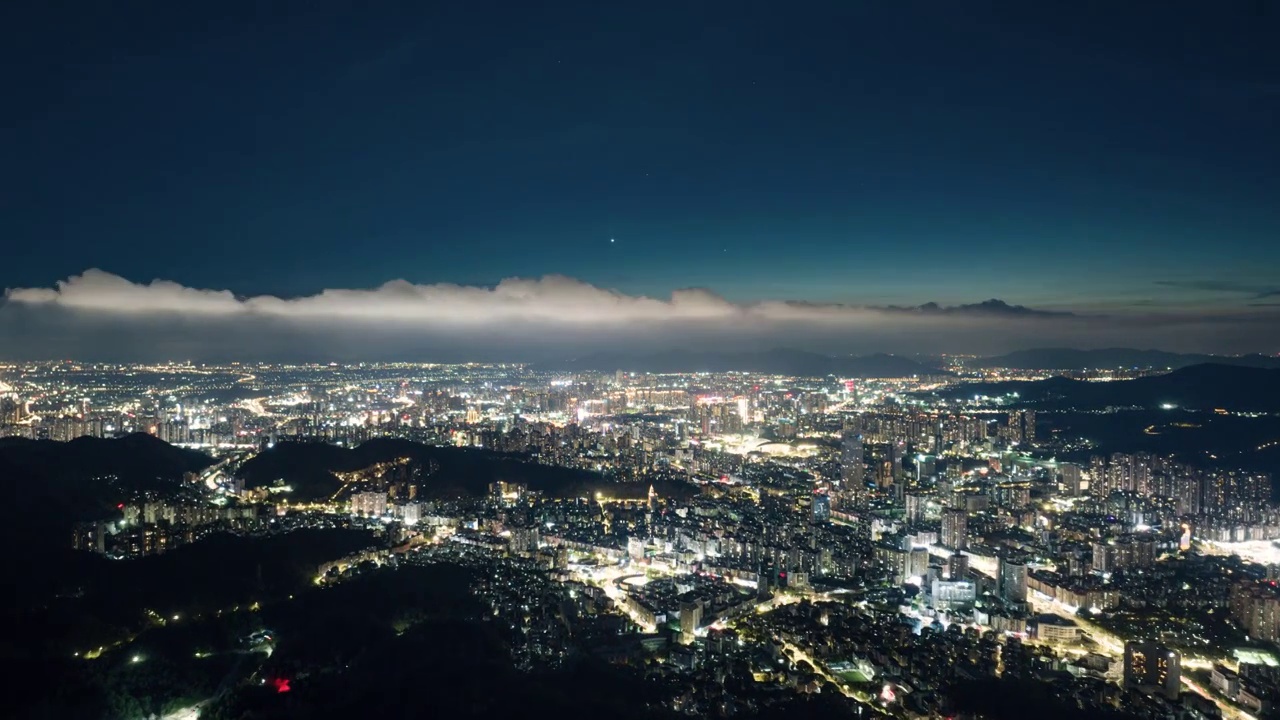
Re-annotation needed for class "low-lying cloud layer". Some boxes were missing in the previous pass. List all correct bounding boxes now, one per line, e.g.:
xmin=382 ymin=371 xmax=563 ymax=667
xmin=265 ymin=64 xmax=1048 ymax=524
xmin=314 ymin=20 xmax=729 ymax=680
xmin=2 ymin=270 xmax=1075 ymax=324
xmin=2 ymin=269 xmax=1276 ymax=361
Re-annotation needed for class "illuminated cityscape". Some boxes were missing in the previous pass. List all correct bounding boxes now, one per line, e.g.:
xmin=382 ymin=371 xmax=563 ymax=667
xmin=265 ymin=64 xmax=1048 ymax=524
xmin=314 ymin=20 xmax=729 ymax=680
xmin=5 ymin=3 xmax=1280 ymax=719
xmin=3 ymin=355 xmax=1280 ymax=719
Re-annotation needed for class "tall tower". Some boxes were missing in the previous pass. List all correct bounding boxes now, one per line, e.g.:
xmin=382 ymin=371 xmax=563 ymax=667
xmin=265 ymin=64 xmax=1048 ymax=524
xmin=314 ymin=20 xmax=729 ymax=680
xmin=997 ymin=552 xmax=1028 ymax=603
xmin=941 ymin=508 xmax=968 ymax=550
xmin=811 ymin=489 xmax=831 ymax=524
xmin=646 ymin=484 xmax=658 ymax=535
xmin=840 ymin=431 xmax=866 ymax=506
xmin=1125 ymin=641 xmax=1181 ymax=699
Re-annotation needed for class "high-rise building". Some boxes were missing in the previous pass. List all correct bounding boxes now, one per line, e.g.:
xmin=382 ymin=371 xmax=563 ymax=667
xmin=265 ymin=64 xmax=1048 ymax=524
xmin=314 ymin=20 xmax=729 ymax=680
xmin=905 ymin=492 xmax=930 ymax=524
xmin=401 ymin=502 xmax=422 ymax=525
xmin=1112 ymin=534 xmax=1156 ymax=570
xmin=1132 ymin=453 xmax=1153 ymax=496
xmin=993 ymin=481 xmax=1031 ymax=509
xmin=1089 ymin=455 xmax=1110 ymax=497
xmin=1229 ymin=581 xmax=1280 ymax=643
xmin=1110 ymin=453 xmax=1135 ymax=493
xmin=1201 ymin=469 xmax=1271 ymax=517
xmin=1060 ymin=463 xmax=1085 ymax=496
xmin=679 ymin=600 xmax=702 ymax=645
xmin=811 ymin=490 xmax=831 ymax=524
xmin=997 ymin=552 xmax=1028 ymax=603
xmin=876 ymin=539 xmax=929 ymax=586
xmin=351 ymin=491 xmax=387 ymax=518
xmin=508 ymin=525 xmax=539 ymax=554
xmin=1006 ymin=410 xmax=1036 ymax=445
xmin=1172 ymin=472 xmax=1202 ymax=515
xmin=840 ymin=431 xmax=866 ymax=500
xmin=941 ymin=508 xmax=968 ymax=550
xmin=1092 ymin=541 xmax=1117 ymax=574
xmin=948 ymin=553 xmax=969 ymax=581
xmin=1124 ymin=641 xmax=1180 ymax=699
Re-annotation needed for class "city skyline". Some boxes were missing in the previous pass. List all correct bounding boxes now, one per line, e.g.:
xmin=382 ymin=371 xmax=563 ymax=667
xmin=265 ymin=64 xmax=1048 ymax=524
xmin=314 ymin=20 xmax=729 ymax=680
xmin=8 ymin=3 xmax=1280 ymax=718
xmin=7 ymin=355 xmax=1280 ymax=719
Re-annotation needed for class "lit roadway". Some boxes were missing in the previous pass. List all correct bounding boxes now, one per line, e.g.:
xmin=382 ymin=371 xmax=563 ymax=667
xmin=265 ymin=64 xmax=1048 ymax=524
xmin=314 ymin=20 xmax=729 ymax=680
xmin=920 ymin=545 xmax=1247 ymax=720
xmin=198 ymin=452 xmax=249 ymax=492
xmin=568 ymin=557 xmax=884 ymax=712
xmin=772 ymin=636 xmax=889 ymax=716
xmin=723 ymin=587 xmax=886 ymax=715
xmin=568 ymin=562 xmax=660 ymax=633
xmin=1025 ymin=590 xmax=1250 ymax=720
xmin=560 ymin=547 xmax=1249 ymax=718
xmin=238 ymin=397 xmax=274 ymax=417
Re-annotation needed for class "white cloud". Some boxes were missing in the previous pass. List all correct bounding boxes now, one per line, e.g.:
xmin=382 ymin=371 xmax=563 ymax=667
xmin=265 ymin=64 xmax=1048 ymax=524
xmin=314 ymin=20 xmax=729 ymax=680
xmin=6 ymin=269 xmax=746 ymax=324
xmin=6 ymin=269 xmax=243 ymax=314
xmin=2 ymin=269 xmax=1276 ymax=360
xmin=3 ymin=269 xmax=1088 ymax=325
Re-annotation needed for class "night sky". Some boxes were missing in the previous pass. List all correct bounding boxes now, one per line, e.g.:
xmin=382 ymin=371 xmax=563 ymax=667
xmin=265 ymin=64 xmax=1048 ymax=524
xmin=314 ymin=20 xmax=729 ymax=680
xmin=2 ymin=1 xmax=1278 ymax=359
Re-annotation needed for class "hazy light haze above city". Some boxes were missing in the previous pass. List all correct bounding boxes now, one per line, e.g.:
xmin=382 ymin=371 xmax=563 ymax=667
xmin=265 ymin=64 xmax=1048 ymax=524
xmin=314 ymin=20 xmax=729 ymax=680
xmin=2 ymin=1 xmax=1278 ymax=359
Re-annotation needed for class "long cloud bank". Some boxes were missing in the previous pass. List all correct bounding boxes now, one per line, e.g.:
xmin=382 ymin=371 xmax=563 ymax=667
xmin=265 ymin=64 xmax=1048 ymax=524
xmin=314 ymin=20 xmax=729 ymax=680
xmin=4 ymin=269 xmax=1076 ymax=324
xmin=2 ymin=269 xmax=1276 ymax=361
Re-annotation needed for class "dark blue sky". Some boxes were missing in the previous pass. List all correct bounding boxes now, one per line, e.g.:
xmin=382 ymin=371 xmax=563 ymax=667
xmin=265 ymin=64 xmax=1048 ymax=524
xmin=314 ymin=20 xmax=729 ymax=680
xmin=4 ymin=1 xmax=1279 ymax=311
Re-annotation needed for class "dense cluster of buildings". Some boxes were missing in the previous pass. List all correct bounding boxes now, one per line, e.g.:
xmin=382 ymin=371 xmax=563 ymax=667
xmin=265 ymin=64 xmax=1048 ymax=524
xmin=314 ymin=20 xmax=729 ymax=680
xmin=73 ymin=499 xmax=263 ymax=558
xmin=7 ymin=359 xmax=1278 ymax=718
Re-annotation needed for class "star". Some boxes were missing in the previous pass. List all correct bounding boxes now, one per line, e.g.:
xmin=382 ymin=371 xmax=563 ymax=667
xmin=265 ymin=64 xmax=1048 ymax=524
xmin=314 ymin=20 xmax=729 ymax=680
xmin=610 ymin=238 xmax=615 ymax=243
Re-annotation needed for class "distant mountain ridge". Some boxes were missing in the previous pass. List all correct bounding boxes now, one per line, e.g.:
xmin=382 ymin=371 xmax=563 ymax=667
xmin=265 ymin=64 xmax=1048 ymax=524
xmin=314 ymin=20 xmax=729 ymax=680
xmin=974 ymin=347 xmax=1280 ymax=370
xmin=894 ymin=299 xmax=1074 ymax=317
xmin=938 ymin=363 xmax=1280 ymax=412
xmin=548 ymin=349 xmax=943 ymax=377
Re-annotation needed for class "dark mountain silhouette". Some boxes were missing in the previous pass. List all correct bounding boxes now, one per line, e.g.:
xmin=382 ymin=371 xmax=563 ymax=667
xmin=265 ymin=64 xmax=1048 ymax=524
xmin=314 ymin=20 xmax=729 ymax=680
xmin=9 ymin=529 xmax=380 ymax=719
xmin=898 ymin=299 xmax=1074 ymax=317
xmin=549 ymin=349 xmax=942 ymax=377
xmin=1 ymin=434 xmax=226 ymax=654
xmin=0 ymin=433 xmax=213 ymax=541
xmin=974 ymin=347 xmax=1280 ymax=370
xmin=236 ymin=438 xmax=685 ymax=502
xmin=937 ymin=363 xmax=1280 ymax=412
xmin=0 ymin=432 xmax=211 ymax=482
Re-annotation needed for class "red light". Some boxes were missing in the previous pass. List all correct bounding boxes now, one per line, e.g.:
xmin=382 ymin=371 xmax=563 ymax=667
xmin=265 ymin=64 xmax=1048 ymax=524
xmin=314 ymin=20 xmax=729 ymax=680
xmin=117 ymin=503 xmax=125 ymax=510
xmin=272 ymin=678 xmax=291 ymax=693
